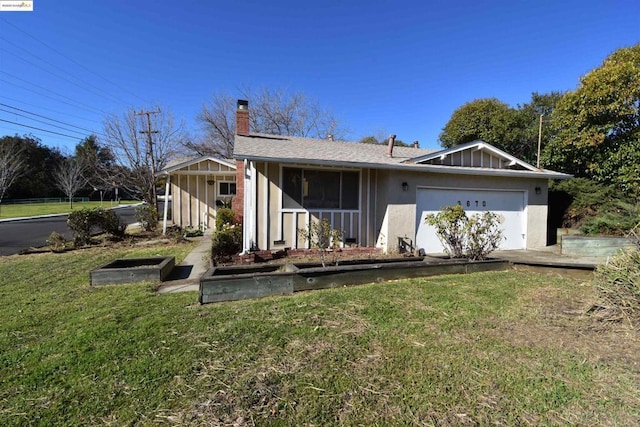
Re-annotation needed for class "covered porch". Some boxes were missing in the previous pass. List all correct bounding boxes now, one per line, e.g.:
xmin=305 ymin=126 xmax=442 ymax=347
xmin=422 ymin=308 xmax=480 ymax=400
xmin=158 ymin=157 xmax=237 ymax=234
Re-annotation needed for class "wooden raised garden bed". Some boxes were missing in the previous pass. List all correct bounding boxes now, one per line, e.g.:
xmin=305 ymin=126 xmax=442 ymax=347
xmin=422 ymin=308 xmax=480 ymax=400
xmin=90 ymin=256 xmax=175 ymax=286
xmin=561 ymin=235 xmax=635 ymax=257
xmin=199 ymin=257 xmax=509 ymax=304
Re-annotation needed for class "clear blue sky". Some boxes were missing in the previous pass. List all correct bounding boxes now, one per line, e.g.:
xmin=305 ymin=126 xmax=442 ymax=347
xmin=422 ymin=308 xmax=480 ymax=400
xmin=0 ymin=0 xmax=638 ymax=153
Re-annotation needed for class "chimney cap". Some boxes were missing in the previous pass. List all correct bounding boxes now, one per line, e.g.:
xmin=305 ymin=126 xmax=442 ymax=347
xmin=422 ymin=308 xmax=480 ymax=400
xmin=237 ymin=99 xmax=249 ymax=110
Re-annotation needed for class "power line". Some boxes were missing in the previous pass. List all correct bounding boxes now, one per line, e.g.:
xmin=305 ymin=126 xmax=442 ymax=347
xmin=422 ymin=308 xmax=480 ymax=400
xmin=0 ymin=43 xmax=127 ymax=106
xmin=0 ymin=102 xmax=104 ymax=137
xmin=0 ymin=118 xmax=88 ymax=140
xmin=0 ymin=95 xmax=104 ymax=125
xmin=0 ymin=107 xmax=94 ymax=137
xmin=0 ymin=71 xmax=107 ymax=115
xmin=0 ymin=17 xmax=150 ymax=105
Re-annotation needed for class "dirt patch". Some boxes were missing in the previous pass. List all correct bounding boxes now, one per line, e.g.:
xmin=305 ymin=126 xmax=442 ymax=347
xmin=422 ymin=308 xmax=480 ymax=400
xmin=489 ymin=282 xmax=640 ymax=369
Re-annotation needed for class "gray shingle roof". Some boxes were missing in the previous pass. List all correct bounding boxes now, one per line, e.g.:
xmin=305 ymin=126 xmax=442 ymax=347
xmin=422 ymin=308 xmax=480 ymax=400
xmin=233 ymin=133 xmax=571 ymax=179
xmin=234 ymin=133 xmax=436 ymax=167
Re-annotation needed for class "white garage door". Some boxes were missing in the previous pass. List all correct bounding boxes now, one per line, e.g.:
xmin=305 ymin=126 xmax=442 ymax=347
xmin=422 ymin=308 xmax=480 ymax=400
xmin=415 ymin=188 xmax=526 ymax=254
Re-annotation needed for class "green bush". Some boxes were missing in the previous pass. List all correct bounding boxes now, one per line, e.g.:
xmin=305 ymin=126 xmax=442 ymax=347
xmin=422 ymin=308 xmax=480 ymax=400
xmin=67 ymin=208 xmax=126 ymax=246
xmin=135 ymin=204 xmax=159 ymax=231
xmin=425 ymin=204 xmax=504 ymax=260
xmin=550 ymin=178 xmax=640 ymax=235
xmin=215 ymin=208 xmax=236 ymax=231
xmin=212 ymin=224 xmax=242 ymax=265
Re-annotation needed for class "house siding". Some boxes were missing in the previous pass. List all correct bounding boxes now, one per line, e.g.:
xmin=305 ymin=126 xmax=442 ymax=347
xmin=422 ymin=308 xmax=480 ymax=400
xmin=373 ymin=170 xmax=549 ymax=252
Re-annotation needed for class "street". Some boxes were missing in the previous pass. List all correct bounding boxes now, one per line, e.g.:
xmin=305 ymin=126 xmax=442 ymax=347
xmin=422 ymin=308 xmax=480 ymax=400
xmin=0 ymin=205 xmax=139 ymax=256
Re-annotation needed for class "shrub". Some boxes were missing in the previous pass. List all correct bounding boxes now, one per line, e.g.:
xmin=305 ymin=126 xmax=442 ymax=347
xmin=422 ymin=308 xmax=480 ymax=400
xmin=67 ymin=208 xmax=104 ymax=246
xmin=212 ymin=224 xmax=242 ymax=265
xmin=46 ymin=231 xmax=67 ymax=253
xmin=298 ymin=218 xmax=344 ymax=267
xmin=67 ymin=208 xmax=126 ymax=246
xmin=425 ymin=204 xmax=504 ymax=261
xmin=216 ymin=208 xmax=236 ymax=231
xmin=99 ymin=209 xmax=126 ymax=238
xmin=183 ymin=225 xmax=204 ymax=238
xmin=593 ymin=246 xmax=640 ymax=326
xmin=135 ymin=204 xmax=159 ymax=231
xmin=550 ymin=178 xmax=639 ymax=235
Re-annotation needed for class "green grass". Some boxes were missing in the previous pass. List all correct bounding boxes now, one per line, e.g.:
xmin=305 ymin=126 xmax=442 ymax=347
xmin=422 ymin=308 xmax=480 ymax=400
xmin=1 ymin=247 xmax=639 ymax=425
xmin=0 ymin=201 xmax=139 ymax=219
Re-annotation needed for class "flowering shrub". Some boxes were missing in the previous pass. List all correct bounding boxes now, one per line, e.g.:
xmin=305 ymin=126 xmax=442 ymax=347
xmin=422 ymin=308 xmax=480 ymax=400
xmin=425 ymin=204 xmax=503 ymax=260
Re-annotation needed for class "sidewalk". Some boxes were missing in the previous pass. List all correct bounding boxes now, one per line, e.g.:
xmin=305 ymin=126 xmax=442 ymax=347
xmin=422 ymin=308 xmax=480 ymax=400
xmin=157 ymin=228 xmax=213 ymax=294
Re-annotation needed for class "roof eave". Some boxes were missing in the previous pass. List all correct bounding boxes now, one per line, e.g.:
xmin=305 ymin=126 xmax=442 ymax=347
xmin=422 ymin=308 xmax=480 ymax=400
xmin=234 ymin=154 xmax=572 ymax=179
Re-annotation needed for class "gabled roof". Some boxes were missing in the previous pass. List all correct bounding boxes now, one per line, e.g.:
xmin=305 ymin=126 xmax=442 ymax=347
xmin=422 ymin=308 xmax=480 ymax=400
xmin=158 ymin=156 xmax=236 ymax=175
xmin=407 ymin=140 xmax=540 ymax=172
xmin=234 ymin=133 xmax=571 ymax=179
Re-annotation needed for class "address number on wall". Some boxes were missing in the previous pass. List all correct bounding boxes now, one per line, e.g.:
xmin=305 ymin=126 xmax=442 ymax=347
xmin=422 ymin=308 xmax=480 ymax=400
xmin=457 ymin=200 xmax=487 ymax=208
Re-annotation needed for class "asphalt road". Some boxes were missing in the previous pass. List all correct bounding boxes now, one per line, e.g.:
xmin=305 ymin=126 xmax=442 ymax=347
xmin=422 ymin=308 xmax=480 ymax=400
xmin=0 ymin=205 xmax=140 ymax=256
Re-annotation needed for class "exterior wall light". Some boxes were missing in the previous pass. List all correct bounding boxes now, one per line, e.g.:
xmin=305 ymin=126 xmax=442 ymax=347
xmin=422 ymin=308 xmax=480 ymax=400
xmin=402 ymin=182 xmax=409 ymax=192
xmin=535 ymin=186 xmax=541 ymax=195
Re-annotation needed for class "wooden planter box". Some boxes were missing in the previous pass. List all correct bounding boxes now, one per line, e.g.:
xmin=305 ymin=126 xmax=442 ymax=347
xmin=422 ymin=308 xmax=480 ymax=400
xmin=561 ymin=235 xmax=635 ymax=257
xmin=199 ymin=258 xmax=510 ymax=304
xmin=90 ymin=256 xmax=175 ymax=286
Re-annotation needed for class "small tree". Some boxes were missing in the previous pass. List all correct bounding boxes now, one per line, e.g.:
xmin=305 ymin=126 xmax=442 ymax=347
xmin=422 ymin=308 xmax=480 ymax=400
xmin=425 ymin=204 xmax=504 ymax=260
xmin=53 ymin=157 xmax=87 ymax=209
xmin=298 ymin=218 xmax=344 ymax=267
xmin=0 ymin=139 xmax=27 ymax=215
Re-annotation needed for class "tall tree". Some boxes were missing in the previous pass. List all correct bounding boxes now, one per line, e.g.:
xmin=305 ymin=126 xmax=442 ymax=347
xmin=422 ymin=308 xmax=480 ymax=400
xmin=543 ymin=43 xmax=640 ymax=196
xmin=53 ymin=157 xmax=87 ymax=209
xmin=516 ymin=91 xmax=564 ymax=165
xmin=103 ymin=108 xmax=184 ymax=210
xmin=0 ymin=137 xmax=27 ymax=214
xmin=439 ymin=98 xmax=525 ymax=154
xmin=439 ymin=94 xmax=563 ymax=165
xmin=75 ymin=135 xmax=117 ymax=200
xmin=0 ymin=135 xmax=65 ymax=199
xmin=191 ymin=87 xmax=346 ymax=158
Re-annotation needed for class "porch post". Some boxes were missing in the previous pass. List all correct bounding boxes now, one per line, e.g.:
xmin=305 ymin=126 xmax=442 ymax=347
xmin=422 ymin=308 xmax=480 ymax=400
xmin=162 ymin=174 xmax=170 ymax=235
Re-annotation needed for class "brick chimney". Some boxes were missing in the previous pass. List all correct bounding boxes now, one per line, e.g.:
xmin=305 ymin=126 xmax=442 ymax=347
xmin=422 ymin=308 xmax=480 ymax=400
xmin=236 ymin=99 xmax=249 ymax=135
xmin=386 ymin=134 xmax=396 ymax=157
xmin=412 ymin=140 xmax=419 ymax=149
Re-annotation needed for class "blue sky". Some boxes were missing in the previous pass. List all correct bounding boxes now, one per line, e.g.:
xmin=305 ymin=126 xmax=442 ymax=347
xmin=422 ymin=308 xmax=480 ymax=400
xmin=0 ymin=0 xmax=638 ymax=153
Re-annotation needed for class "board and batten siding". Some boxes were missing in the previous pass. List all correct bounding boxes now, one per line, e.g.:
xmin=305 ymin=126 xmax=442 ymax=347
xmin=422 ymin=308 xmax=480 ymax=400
xmin=251 ymin=162 xmax=374 ymax=251
xmin=170 ymin=159 xmax=235 ymax=229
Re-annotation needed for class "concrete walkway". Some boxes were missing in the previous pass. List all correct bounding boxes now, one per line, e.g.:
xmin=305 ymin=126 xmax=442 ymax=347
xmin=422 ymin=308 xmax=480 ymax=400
xmin=157 ymin=229 xmax=213 ymax=294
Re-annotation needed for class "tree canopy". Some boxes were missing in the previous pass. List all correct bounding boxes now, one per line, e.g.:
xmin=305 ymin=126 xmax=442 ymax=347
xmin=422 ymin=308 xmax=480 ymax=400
xmin=190 ymin=87 xmax=346 ymax=158
xmin=543 ymin=43 xmax=640 ymax=196
xmin=438 ymin=94 xmax=563 ymax=165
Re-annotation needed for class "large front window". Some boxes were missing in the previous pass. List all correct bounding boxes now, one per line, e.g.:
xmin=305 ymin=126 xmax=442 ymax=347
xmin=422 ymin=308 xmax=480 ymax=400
xmin=282 ymin=167 xmax=359 ymax=210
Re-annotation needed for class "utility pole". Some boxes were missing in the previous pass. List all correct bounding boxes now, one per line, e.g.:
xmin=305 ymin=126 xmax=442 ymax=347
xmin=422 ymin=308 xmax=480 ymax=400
xmin=536 ymin=114 xmax=544 ymax=169
xmin=136 ymin=109 xmax=160 ymax=212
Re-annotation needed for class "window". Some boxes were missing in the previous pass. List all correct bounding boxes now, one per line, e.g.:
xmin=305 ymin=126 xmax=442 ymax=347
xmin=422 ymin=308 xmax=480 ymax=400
xmin=218 ymin=181 xmax=236 ymax=196
xmin=282 ymin=167 xmax=359 ymax=210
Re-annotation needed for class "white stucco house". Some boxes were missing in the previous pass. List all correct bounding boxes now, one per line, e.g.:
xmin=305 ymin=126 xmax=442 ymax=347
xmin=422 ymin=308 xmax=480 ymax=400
xmin=161 ymin=100 xmax=570 ymax=255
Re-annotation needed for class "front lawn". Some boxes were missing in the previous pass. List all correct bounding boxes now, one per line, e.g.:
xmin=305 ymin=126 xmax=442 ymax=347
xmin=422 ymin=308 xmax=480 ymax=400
xmin=1 ymin=246 xmax=638 ymax=425
xmin=0 ymin=200 xmax=139 ymax=219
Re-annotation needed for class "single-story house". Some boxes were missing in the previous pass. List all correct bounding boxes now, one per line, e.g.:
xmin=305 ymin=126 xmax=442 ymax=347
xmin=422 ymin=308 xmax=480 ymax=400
xmin=157 ymin=156 xmax=236 ymax=233
xmin=161 ymin=99 xmax=570 ymax=255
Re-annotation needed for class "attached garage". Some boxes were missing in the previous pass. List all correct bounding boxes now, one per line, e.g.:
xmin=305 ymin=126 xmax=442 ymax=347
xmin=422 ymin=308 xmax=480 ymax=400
xmin=415 ymin=187 xmax=527 ymax=254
